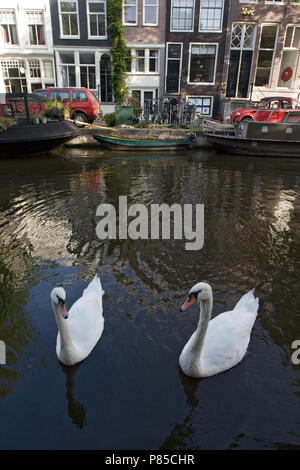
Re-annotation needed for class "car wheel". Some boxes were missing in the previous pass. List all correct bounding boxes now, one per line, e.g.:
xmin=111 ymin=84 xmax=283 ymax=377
xmin=73 ymin=113 xmax=88 ymax=128
xmin=241 ymin=116 xmax=254 ymax=122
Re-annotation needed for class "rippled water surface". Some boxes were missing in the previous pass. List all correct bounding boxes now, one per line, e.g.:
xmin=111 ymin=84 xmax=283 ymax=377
xmin=0 ymin=147 xmax=300 ymax=449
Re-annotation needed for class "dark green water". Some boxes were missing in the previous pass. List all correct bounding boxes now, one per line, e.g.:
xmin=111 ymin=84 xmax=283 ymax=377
xmin=0 ymin=147 xmax=300 ymax=449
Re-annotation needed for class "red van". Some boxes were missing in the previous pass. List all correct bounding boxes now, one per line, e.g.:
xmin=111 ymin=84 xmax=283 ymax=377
xmin=33 ymin=87 xmax=100 ymax=126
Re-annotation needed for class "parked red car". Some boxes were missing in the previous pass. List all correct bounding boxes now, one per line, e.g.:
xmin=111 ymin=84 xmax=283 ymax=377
xmin=33 ymin=87 xmax=100 ymax=126
xmin=232 ymin=97 xmax=300 ymax=124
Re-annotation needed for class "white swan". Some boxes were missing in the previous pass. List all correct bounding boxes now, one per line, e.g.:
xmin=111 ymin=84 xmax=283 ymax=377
xmin=179 ymin=282 xmax=259 ymax=378
xmin=50 ymin=275 xmax=104 ymax=366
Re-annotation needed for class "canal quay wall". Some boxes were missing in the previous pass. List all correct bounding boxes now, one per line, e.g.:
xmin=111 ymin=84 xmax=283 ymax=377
xmin=65 ymin=126 xmax=212 ymax=149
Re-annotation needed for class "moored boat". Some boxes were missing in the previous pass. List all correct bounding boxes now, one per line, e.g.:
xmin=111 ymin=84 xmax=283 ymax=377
xmin=93 ymin=132 xmax=196 ymax=150
xmin=0 ymin=93 xmax=79 ymax=156
xmin=203 ymin=112 xmax=300 ymax=157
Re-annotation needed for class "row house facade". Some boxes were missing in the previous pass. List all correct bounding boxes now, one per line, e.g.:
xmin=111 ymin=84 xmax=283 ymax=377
xmin=0 ymin=0 xmax=300 ymax=118
xmin=0 ymin=0 xmax=55 ymax=94
xmin=223 ymin=0 xmax=300 ymax=109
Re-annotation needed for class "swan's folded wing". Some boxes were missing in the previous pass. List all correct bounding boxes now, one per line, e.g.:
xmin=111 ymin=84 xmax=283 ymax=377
xmin=67 ymin=293 xmax=104 ymax=354
xmin=201 ymin=308 xmax=256 ymax=376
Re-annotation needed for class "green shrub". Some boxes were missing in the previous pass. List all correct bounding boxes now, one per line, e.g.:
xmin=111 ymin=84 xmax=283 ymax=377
xmin=103 ymin=112 xmax=116 ymax=127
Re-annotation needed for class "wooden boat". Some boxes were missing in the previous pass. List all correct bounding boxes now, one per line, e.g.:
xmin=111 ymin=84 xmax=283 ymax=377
xmin=93 ymin=133 xmax=195 ymax=150
xmin=203 ymin=111 xmax=300 ymax=157
xmin=0 ymin=121 xmax=79 ymax=156
xmin=0 ymin=92 xmax=79 ymax=156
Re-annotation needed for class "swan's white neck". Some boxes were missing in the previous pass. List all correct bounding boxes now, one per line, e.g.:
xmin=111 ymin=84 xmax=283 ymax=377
xmin=192 ymin=295 xmax=213 ymax=364
xmin=52 ymin=301 xmax=76 ymax=360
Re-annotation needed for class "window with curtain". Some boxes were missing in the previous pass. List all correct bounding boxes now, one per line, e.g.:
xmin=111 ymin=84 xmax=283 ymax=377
xmin=123 ymin=0 xmax=137 ymax=25
xmin=26 ymin=11 xmax=45 ymax=45
xmin=144 ymin=0 xmax=158 ymax=25
xmin=0 ymin=9 xmax=18 ymax=45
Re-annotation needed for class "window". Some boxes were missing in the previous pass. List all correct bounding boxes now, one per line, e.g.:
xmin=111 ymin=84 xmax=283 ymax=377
xmin=72 ymin=90 xmax=88 ymax=102
xmin=277 ymin=26 xmax=300 ymax=88
xmin=189 ymin=44 xmax=217 ymax=84
xmin=100 ymin=54 xmax=113 ymax=102
xmin=123 ymin=0 xmax=137 ymax=25
xmin=59 ymin=52 xmax=76 ymax=86
xmin=26 ymin=11 xmax=45 ymax=45
xmin=255 ymin=25 xmax=277 ymax=86
xmin=79 ymin=53 xmax=96 ymax=89
xmin=187 ymin=96 xmax=213 ymax=116
xmin=136 ymin=50 xmax=145 ymax=72
xmin=226 ymin=23 xmax=256 ymax=98
xmin=199 ymin=0 xmax=224 ymax=32
xmin=1 ymin=60 xmax=27 ymax=93
xmin=144 ymin=0 xmax=158 ymax=26
xmin=87 ymin=1 xmax=107 ymax=38
xmin=166 ymin=43 xmax=182 ymax=94
xmin=43 ymin=60 xmax=54 ymax=80
xmin=0 ymin=10 xmax=18 ymax=45
xmin=29 ymin=60 xmax=41 ymax=78
xmin=149 ymin=50 xmax=158 ymax=72
xmin=171 ymin=0 xmax=194 ymax=31
xmin=59 ymin=0 xmax=79 ymax=37
xmin=127 ymin=49 xmax=159 ymax=73
xmin=50 ymin=90 xmax=70 ymax=102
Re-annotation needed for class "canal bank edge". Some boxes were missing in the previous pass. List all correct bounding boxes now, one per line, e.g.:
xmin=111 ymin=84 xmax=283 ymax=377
xmin=65 ymin=126 xmax=211 ymax=149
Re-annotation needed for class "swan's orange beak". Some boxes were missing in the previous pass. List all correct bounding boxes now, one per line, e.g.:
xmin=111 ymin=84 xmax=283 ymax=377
xmin=59 ymin=300 xmax=69 ymax=319
xmin=180 ymin=296 xmax=196 ymax=312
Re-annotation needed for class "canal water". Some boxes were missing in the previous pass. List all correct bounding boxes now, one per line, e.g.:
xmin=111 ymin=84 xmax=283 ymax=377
xmin=0 ymin=147 xmax=300 ymax=450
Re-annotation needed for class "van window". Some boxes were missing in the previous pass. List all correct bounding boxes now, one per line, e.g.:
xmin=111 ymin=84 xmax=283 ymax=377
xmin=49 ymin=90 xmax=70 ymax=102
xmin=34 ymin=90 xmax=47 ymax=98
xmin=90 ymin=91 xmax=99 ymax=103
xmin=72 ymin=90 xmax=88 ymax=102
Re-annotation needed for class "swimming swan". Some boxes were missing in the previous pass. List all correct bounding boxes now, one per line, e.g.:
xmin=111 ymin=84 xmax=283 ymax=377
xmin=179 ymin=282 xmax=259 ymax=378
xmin=50 ymin=275 xmax=104 ymax=366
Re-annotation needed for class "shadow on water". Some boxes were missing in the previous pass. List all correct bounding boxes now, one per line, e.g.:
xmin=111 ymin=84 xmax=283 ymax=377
xmin=0 ymin=148 xmax=300 ymax=448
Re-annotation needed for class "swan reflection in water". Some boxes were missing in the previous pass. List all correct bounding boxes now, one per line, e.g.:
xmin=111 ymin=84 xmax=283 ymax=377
xmin=61 ymin=363 xmax=87 ymax=429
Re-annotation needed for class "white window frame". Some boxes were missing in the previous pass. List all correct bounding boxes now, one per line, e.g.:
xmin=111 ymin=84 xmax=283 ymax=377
xmin=87 ymin=0 xmax=107 ymax=39
xmin=187 ymin=42 xmax=218 ymax=86
xmin=165 ymin=42 xmax=183 ymax=94
xmin=254 ymin=23 xmax=278 ymax=88
xmin=199 ymin=0 xmax=224 ymax=33
xmin=186 ymin=95 xmax=214 ymax=117
xmin=0 ymin=9 xmax=18 ymax=47
xmin=226 ymin=22 xmax=257 ymax=99
xmin=123 ymin=0 xmax=138 ymax=26
xmin=58 ymin=0 xmax=80 ymax=39
xmin=127 ymin=48 xmax=160 ymax=74
xmin=143 ymin=0 xmax=158 ymax=26
xmin=26 ymin=10 xmax=46 ymax=47
xmin=170 ymin=0 xmax=194 ymax=33
xmin=265 ymin=0 xmax=284 ymax=4
xmin=277 ymin=24 xmax=300 ymax=89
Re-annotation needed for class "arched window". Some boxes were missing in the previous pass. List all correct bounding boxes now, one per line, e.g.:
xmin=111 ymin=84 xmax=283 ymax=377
xmin=100 ymin=54 xmax=113 ymax=103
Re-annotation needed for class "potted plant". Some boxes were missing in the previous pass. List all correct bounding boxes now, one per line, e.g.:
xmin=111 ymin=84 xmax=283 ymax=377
xmin=32 ymin=113 xmax=40 ymax=124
